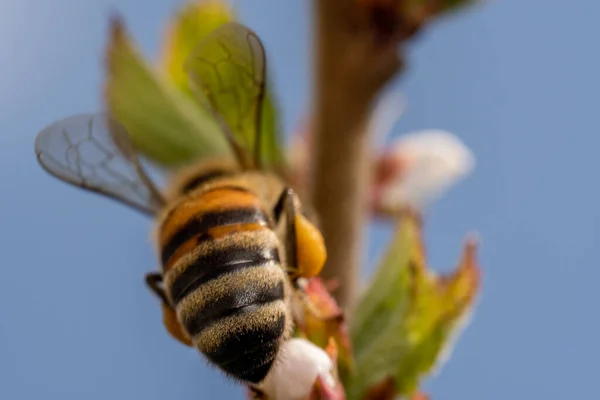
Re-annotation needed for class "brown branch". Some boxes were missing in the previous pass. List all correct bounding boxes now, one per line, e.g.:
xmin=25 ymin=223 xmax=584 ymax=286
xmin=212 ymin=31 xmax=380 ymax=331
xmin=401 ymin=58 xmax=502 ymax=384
xmin=309 ymin=0 xmax=407 ymax=310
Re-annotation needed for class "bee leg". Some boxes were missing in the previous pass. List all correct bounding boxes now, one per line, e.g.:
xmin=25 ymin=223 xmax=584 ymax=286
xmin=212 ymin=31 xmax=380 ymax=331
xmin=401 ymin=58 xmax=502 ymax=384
xmin=273 ymin=187 xmax=299 ymax=276
xmin=144 ymin=273 xmax=193 ymax=347
xmin=273 ymin=187 xmax=327 ymax=280
xmin=145 ymin=273 xmax=169 ymax=305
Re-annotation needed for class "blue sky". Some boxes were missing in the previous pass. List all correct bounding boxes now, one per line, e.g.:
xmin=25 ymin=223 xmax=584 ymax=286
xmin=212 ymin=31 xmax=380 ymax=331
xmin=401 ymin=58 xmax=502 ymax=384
xmin=0 ymin=0 xmax=597 ymax=399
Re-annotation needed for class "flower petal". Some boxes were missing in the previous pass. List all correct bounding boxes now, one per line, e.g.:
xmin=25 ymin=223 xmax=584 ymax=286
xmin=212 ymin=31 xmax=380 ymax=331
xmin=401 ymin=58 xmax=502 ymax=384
xmin=368 ymin=90 xmax=406 ymax=151
xmin=309 ymin=374 xmax=347 ymax=400
xmin=287 ymin=118 xmax=313 ymax=197
xmin=373 ymin=130 xmax=475 ymax=214
xmin=293 ymin=278 xmax=354 ymax=376
xmin=257 ymin=338 xmax=336 ymax=400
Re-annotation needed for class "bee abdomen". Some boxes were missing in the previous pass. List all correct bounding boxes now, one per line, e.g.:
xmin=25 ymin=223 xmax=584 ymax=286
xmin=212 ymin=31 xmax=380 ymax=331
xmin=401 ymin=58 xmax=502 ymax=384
xmin=169 ymin=245 xmax=280 ymax=305
xmin=160 ymin=206 xmax=270 ymax=268
xmin=183 ymin=279 xmax=284 ymax=335
xmin=204 ymin=310 xmax=285 ymax=383
xmin=169 ymin=242 xmax=289 ymax=383
xmin=186 ymin=285 xmax=286 ymax=383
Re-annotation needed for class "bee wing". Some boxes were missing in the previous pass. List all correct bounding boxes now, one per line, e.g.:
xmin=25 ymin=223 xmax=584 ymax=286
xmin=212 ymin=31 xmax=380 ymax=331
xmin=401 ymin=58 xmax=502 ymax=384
xmin=34 ymin=113 xmax=166 ymax=216
xmin=184 ymin=22 xmax=267 ymax=170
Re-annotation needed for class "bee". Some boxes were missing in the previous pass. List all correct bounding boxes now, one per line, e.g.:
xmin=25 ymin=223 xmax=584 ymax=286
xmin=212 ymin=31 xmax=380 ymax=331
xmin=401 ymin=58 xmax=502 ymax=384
xmin=34 ymin=22 xmax=326 ymax=384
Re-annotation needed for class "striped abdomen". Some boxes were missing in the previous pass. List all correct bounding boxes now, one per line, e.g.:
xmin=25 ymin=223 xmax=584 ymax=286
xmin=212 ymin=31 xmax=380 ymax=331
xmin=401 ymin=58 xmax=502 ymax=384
xmin=158 ymin=186 xmax=290 ymax=383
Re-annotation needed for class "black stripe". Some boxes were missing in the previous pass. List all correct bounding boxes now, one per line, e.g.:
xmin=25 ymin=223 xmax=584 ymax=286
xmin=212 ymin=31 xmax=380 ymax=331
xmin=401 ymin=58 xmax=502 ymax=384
xmin=205 ymin=314 xmax=285 ymax=383
xmin=184 ymin=280 xmax=284 ymax=336
xmin=161 ymin=185 xmax=253 ymax=229
xmin=180 ymin=170 xmax=233 ymax=194
xmin=169 ymin=246 xmax=280 ymax=305
xmin=161 ymin=207 xmax=270 ymax=265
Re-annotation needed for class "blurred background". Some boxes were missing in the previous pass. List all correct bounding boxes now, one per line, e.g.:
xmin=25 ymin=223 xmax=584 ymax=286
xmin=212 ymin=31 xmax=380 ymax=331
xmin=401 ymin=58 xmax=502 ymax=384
xmin=0 ymin=0 xmax=597 ymax=398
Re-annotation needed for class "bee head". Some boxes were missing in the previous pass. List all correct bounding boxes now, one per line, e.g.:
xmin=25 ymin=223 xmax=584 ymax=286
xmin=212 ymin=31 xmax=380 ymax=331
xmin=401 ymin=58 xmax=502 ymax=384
xmin=164 ymin=158 xmax=241 ymax=200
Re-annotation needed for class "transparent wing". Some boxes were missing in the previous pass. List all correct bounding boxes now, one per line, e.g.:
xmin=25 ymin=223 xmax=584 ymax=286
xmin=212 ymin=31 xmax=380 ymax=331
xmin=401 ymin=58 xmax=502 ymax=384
xmin=34 ymin=113 xmax=166 ymax=216
xmin=184 ymin=22 xmax=268 ymax=170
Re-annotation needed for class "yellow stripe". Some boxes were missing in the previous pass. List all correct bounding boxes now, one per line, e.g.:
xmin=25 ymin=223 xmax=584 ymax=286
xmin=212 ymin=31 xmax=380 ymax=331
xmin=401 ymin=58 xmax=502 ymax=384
xmin=159 ymin=188 xmax=264 ymax=249
xmin=164 ymin=222 xmax=269 ymax=270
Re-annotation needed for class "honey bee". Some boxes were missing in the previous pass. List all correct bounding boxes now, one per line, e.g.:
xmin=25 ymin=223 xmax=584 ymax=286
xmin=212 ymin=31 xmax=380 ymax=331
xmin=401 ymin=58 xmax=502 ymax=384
xmin=34 ymin=22 xmax=326 ymax=384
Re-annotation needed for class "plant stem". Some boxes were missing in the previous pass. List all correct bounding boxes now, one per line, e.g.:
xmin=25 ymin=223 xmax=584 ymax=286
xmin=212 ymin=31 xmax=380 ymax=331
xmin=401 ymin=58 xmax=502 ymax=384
xmin=309 ymin=0 xmax=403 ymax=310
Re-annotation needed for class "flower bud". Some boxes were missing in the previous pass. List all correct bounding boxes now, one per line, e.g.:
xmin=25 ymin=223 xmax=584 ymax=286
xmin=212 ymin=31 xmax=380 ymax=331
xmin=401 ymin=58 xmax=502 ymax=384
xmin=256 ymin=338 xmax=336 ymax=400
xmin=372 ymin=130 xmax=474 ymax=215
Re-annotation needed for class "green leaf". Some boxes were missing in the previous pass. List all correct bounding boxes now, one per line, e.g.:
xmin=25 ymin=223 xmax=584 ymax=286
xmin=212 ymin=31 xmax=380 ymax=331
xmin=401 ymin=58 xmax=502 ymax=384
xmin=349 ymin=218 xmax=417 ymax=359
xmin=184 ymin=22 xmax=285 ymax=170
xmin=346 ymin=215 xmax=480 ymax=400
xmin=105 ymin=16 xmax=231 ymax=166
xmin=159 ymin=0 xmax=235 ymax=97
xmin=346 ymin=218 xmax=419 ymax=399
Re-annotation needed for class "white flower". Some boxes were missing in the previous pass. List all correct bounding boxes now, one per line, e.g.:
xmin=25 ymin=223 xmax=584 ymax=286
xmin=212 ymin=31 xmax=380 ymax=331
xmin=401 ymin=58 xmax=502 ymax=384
xmin=368 ymin=90 xmax=406 ymax=150
xmin=375 ymin=130 xmax=475 ymax=212
xmin=257 ymin=338 xmax=335 ymax=400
